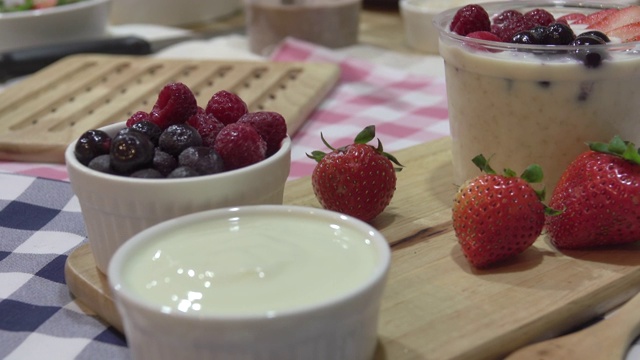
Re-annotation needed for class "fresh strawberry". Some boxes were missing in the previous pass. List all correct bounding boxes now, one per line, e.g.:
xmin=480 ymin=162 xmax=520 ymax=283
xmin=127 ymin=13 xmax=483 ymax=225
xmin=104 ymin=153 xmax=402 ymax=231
xmin=557 ymin=13 xmax=587 ymax=24
xmin=588 ymin=6 xmax=640 ymax=32
xmin=575 ymin=8 xmax=618 ymax=25
xmin=307 ymin=126 xmax=403 ymax=222
xmin=452 ymin=155 xmax=555 ymax=268
xmin=546 ymin=137 xmax=640 ymax=249
xmin=607 ymin=21 xmax=640 ymax=42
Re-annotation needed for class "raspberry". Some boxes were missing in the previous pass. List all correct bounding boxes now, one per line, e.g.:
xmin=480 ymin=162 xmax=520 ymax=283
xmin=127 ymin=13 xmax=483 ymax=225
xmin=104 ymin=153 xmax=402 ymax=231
xmin=205 ymin=90 xmax=248 ymax=125
xmin=237 ymin=111 xmax=287 ymax=156
xmin=126 ymin=111 xmax=150 ymax=127
xmin=524 ymin=9 xmax=555 ymax=27
xmin=492 ymin=10 xmax=523 ymax=26
xmin=466 ymin=31 xmax=504 ymax=51
xmin=450 ymin=4 xmax=490 ymax=36
xmin=187 ymin=108 xmax=225 ymax=148
xmin=492 ymin=17 xmax=536 ymax=42
xmin=149 ymin=82 xmax=198 ymax=130
xmin=467 ymin=31 xmax=502 ymax=42
xmin=214 ymin=123 xmax=267 ymax=170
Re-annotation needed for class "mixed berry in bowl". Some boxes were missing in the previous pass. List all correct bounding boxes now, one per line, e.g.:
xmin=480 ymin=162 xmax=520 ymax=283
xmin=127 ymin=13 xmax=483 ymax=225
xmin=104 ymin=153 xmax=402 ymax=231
xmin=74 ymin=82 xmax=288 ymax=179
xmin=438 ymin=2 xmax=640 ymax=68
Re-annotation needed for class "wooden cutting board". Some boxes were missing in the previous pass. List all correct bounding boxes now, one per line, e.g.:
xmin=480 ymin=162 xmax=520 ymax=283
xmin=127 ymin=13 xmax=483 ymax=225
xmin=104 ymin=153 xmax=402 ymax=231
xmin=65 ymin=137 xmax=640 ymax=360
xmin=0 ymin=54 xmax=339 ymax=163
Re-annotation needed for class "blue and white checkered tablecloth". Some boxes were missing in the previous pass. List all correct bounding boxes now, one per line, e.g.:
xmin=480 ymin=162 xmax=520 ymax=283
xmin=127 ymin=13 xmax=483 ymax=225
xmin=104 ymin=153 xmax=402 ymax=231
xmin=2 ymin=172 xmax=640 ymax=360
xmin=0 ymin=173 xmax=129 ymax=359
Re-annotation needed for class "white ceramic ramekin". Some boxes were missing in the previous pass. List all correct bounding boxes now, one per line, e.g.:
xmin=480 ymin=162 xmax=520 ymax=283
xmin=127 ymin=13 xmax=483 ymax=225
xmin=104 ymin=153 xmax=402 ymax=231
xmin=65 ymin=121 xmax=291 ymax=273
xmin=108 ymin=205 xmax=391 ymax=360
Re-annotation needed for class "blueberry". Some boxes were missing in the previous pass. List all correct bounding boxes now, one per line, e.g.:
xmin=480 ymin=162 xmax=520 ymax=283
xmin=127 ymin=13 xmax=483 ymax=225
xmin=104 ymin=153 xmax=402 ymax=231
xmin=570 ymin=35 xmax=607 ymax=69
xmin=578 ymin=30 xmax=610 ymax=43
xmin=74 ymin=130 xmax=111 ymax=165
xmin=159 ymin=124 xmax=202 ymax=156
xmin=87 ymin=154 xmax=113 ymax=174
xmin=152 ymin=148 xmax=178 ymax=176
xmin=130 ymin=120 xmax=162 ymax=145
xmin=543 ymin=22 xmax=575 ymax=45
xmin=130 ymin=168 xmax=164 ymax=178
xmin=167 ymin=166 xmax=200 ymax=178
xmin=178 ymin=146 xmax=225 ymax=175
xmin=571 ymin=34 xmax=607 ymax=46
xmin=512 ymin=31 xmax=541 ymax=45
xmin=110 ymin=131 xmax=155 ymax=173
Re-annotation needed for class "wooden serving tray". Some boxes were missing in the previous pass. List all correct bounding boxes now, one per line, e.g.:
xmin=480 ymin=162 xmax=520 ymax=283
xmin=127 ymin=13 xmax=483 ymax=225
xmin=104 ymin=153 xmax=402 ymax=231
xmin=65 ymin=137 xmax=640 ymax=359
xmin=0 ymin=54 xmax=339 ymax=163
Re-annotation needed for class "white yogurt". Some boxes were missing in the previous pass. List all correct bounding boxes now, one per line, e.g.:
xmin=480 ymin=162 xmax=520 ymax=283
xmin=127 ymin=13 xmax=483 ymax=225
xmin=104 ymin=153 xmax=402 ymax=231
xmin=434 ymin=1 xmax=640 ymax=193
xmin=119 ymin=209 xmax=380 ymax=316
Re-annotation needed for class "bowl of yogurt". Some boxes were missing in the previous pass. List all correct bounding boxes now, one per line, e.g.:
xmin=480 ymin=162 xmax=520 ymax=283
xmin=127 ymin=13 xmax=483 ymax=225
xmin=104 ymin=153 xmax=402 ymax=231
xmin=108 ymin=205 xmax=391 ymax=360
xmin=433 ymin=1 xmax=640 ymax=194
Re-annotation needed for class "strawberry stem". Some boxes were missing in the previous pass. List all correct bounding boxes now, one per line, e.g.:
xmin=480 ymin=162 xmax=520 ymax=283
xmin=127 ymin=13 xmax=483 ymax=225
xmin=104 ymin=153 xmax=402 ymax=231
xmin=306 ymin=125 xmax=404 ymax=171
xmin=472 ymin=154 xmax=496 ymax=174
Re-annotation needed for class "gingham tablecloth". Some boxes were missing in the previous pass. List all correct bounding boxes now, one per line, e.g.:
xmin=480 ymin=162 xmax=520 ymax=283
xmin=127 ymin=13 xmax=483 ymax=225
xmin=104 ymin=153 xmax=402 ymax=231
xmin=0 ymin=38 xmax=450 ymax=359
xmin=1 ymin=37 xmax=637 ymax=360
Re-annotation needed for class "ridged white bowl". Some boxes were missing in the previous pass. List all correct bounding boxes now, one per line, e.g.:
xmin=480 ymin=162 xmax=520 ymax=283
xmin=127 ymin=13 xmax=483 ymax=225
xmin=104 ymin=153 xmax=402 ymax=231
xmin=65 ymin=121 xmax=291 ymax=273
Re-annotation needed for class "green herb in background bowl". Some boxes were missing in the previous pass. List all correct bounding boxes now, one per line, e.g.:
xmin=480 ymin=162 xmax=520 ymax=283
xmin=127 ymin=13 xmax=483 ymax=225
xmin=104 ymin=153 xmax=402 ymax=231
xmin=0 ymin=0 xmax=85 ymax=12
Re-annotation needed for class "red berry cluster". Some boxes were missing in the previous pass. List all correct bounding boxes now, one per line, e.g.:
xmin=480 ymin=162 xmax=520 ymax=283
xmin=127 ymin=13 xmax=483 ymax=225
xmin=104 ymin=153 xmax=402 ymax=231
xmin=75 ymin=82 xmax=288 ymax=178
xmin=450 ymin=5 xmax=558 ymax=42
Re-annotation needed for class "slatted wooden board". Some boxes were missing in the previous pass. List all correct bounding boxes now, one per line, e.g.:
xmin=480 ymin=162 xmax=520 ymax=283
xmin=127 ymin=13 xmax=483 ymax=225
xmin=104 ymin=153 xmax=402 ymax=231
xmin=0 ymin=54 xmax=339 ymax=162
xmin=66 ymin=137 xmax=640 ymax=360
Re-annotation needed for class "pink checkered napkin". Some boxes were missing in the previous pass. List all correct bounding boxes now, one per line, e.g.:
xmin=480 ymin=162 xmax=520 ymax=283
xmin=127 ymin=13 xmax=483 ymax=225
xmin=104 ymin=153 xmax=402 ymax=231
xmin=270 ymin=38 xmax=450 ymax=180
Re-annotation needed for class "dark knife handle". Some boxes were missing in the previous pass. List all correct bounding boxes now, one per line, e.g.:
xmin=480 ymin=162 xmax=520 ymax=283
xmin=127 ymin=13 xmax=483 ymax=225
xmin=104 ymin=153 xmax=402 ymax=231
xmin=0 ymin=36 xmax=152 ymax=81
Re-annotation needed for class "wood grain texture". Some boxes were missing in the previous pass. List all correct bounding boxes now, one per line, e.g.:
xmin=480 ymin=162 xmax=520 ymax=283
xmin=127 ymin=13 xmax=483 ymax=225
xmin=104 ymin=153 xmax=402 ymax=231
xmin=65 ymin=137 xmax=640 ymax=359
xmin=0 ymin=54 xmax=339 ymax=163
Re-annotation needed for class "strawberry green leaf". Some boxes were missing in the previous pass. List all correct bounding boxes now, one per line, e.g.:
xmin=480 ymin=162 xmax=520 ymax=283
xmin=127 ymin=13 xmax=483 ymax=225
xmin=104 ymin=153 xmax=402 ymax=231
xmin=354 ymin=125 xmax=376 ymax=144
xmin=622 ymin=143 xmax=640 ymax=164
xmin=544 ymin=205 xmax=563 ymax=216
xmin=588 ymin=136 xmax=640 ymax=165
xmin=609 ymin=136 xmax=627 ymax=154
xmin=306 ymin=150 xmax=326 ymax=163
xmin=520 ymin=164 xmax=543 ymax=184
xmin=503 ymin=168 xmax=517 ymax=177
xmin=472 ymin=154 xmax=496 ymax=175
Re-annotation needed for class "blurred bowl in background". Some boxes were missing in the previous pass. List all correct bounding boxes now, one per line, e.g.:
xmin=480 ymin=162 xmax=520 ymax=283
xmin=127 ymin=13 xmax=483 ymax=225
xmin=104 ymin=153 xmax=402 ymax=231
xmin=0 ymin=0 xmax=111 ymax=52
xmin=109 ymin=0 xmax=241 ymax=26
